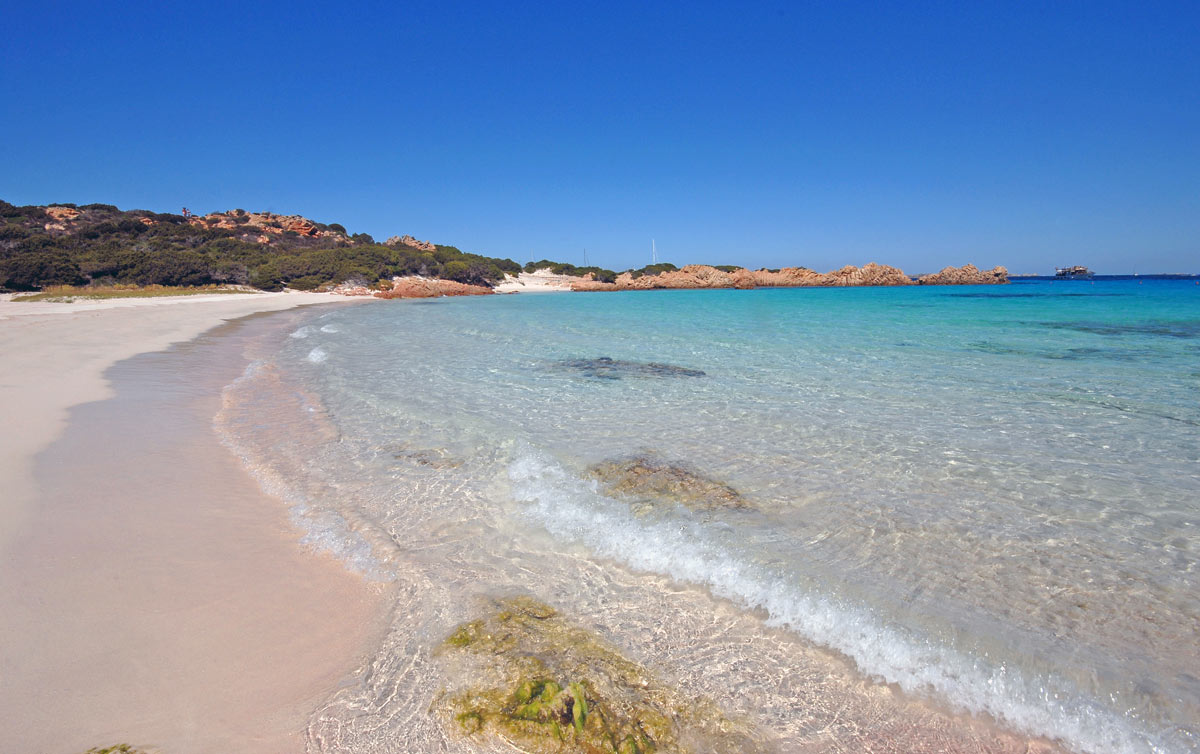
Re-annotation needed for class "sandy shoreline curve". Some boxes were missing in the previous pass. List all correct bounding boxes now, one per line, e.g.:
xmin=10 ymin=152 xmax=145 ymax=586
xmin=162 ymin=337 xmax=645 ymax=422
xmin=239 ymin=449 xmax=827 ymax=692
xmin=0 ymin=292 xmax=385 ymax=752
xmin=0 ymin=291 xmax=361 ymax=545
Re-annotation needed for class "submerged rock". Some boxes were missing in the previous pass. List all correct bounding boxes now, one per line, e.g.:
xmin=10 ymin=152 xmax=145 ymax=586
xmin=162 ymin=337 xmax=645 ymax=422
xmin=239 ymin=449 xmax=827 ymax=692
xmin=391 ymin=444 xmax=461 ymax=469
xmin=589 ymin=455 xmax=750 ymax=512
xmin=555 ymin=357 xmax=706 ymax=380
xmin=437 ymin=596 xmax=761 ymax=753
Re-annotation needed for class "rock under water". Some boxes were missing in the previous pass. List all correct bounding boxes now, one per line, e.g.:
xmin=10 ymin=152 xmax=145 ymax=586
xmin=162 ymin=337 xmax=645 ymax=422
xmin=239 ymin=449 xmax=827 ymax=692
xmin=554 ymin=357 xmax=706 ymax=380
xmin=589 ymin=455 xmax=751 ymax=513
xmin=436 ymin=596 xmax=763 ymax=754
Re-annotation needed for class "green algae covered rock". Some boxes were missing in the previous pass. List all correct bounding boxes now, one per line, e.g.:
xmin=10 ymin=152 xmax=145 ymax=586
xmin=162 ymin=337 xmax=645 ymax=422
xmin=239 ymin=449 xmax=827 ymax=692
xmin=436 ymin=596 xmax=761 ymax=753
xmin=589 ymin=455 xmax=751 ymax=513
xmin=83 ymin=746 xmax=150 ymax=754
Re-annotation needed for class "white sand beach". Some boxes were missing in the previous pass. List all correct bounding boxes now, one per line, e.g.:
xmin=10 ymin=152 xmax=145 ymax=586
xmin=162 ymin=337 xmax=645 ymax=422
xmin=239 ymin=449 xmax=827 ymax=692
xmin=0 ymin=292 xmax=387 ymax=753
xmin=493 ymin=269 xmax=577 ymax=293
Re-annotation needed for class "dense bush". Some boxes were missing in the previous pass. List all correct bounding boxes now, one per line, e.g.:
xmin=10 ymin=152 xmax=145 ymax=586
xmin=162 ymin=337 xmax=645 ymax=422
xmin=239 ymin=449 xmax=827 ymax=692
xmin=0 ymin=200 xmax=47 ymax=220
xmin=627 ymin=263 xmax=678 ymax=279
xmin=0 ymin=199 xmax=526 ymax=292
xmin=1 ymin=250 xmax=85 ymax=289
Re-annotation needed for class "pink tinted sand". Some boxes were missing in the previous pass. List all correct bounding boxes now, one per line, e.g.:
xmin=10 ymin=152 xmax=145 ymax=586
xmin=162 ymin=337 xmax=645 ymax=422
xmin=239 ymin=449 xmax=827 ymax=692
xmin=0 ymin=294 xmax=387 ymax=753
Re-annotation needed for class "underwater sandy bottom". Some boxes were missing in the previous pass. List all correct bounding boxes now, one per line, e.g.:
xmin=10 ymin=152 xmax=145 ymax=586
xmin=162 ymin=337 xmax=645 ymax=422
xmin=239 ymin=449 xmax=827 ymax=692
xmin=213 ymin=305 xmax=1083 ymax=754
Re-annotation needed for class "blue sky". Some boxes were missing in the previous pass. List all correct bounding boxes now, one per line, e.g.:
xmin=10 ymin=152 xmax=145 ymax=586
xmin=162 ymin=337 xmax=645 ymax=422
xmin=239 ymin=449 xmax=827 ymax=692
xmin=2 ymin=1 xmax=1197 ymax=274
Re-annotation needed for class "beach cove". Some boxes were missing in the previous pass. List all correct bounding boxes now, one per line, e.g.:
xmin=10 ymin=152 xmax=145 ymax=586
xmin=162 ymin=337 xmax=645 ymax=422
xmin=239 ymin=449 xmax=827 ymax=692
xmin=1 ymin=279 xmax=1197 ymax=754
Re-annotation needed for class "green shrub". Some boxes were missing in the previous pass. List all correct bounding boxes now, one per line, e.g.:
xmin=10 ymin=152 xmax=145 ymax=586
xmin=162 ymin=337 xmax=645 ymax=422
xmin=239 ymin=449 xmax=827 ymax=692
xmin=0 ymin=198 xmax=522 ymax=292
xmin=1 ymin=250 xmax=85 ymax=290
xmin=0 ymin=224 xmax=30 ymax=241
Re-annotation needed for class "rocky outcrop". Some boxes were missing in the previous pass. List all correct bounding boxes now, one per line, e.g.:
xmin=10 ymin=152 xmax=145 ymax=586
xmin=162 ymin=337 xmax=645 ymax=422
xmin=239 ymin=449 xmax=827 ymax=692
xmin=385 ymin=234 xmax=437 ymax=252
xmin=44 ymin=206 xmax=81 ymax=222
xmin=917 ymin=264 xmax=1009 ymax=285
xmin=189 ymin=210 xmax=348 ymax=242
xmin=42 ymin=205 xmax=81 ymax=232
xmin=571 ymin=263 xmax=908 ymax=290
xmin=571 ymin=262 xmax=1005 ymax=291
xmin=375 ymin=276 xmax=494 ymax=298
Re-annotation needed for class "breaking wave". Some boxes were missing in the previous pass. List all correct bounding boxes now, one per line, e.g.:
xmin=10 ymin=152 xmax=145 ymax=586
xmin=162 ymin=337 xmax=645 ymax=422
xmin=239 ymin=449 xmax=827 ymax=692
xmin=507 ymin=450 xmax=1178 ymax=754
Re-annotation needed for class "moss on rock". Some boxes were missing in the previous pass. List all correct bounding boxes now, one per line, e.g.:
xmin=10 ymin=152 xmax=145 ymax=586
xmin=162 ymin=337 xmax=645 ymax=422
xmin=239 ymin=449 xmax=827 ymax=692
xmin=436 ymin=596 xmax=759 ymax=753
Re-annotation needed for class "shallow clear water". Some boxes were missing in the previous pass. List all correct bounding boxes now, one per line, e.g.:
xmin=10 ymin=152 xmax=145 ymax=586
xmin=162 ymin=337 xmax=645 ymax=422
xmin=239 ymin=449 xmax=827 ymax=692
xmin=220 ymin=280 xmax=1200 ymax=754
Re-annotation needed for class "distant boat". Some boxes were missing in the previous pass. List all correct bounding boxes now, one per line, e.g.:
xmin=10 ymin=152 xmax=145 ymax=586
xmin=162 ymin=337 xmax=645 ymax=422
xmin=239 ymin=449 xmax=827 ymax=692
xmin=1054 ymin=265 xmax=1094 ymax=279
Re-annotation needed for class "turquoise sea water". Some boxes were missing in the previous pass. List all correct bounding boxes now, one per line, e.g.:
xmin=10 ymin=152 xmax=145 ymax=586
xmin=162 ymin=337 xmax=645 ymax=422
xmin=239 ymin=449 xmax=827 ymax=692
xmin=220 ymin=279 xmax=1199 ymax=753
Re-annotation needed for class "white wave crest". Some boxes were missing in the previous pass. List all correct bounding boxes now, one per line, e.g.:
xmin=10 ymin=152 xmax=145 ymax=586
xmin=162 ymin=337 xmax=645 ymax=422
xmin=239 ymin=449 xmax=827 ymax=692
xmin=507 ymin=450 xmax=1173 ymax=754
xmin=306 ymin=347 xmax=328 ymax=364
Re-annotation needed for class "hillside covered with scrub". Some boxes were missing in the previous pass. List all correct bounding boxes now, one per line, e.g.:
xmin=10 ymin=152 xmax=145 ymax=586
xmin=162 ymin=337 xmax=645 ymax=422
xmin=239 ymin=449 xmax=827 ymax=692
xmin=0 ymin=200 xmax=521 ymax=292
xmin=1 ymin=199 xmax=1009 ymax=295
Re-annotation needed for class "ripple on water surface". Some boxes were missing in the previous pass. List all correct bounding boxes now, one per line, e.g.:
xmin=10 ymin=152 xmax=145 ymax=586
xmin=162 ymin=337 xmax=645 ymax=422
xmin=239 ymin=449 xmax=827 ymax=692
xmin=224 ymin=283 xmax=1200 ymax=754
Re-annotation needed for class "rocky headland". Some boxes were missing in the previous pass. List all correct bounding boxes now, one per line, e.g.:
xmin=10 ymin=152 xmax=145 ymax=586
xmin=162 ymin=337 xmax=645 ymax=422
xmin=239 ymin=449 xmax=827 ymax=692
xmin=568 ymin=263 xmax=1007 ymax=292
xmin=916 ymin=263 xmax=1010 ymax=285
xmin=373 ymin=262 xmax=1008 ymax=298
xmin=3 ymin=198 xmax=1009 ymax=296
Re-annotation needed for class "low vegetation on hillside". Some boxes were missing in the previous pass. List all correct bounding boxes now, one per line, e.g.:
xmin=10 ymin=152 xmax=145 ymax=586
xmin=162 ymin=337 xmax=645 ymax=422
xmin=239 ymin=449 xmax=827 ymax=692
xmin=0 ymin=200 xmax=520 ymax=292
xmin=13 ymin=283 xmax=252 ymax=302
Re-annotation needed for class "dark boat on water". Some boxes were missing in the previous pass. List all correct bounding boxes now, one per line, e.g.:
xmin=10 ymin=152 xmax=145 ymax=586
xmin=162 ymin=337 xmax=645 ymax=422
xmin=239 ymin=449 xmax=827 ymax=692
xmin=1055 ymin=265 xmax=1094 ymax=279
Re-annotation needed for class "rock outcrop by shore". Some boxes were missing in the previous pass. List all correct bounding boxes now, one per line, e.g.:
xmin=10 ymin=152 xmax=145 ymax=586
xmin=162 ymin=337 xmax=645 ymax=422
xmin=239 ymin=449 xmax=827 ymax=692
xmin=375 ymin=276 xmax=494 ymax=298
xmin=569 ymin=263 xmax=1006 ymax=291
xmin=916 ymin=264 xmax=1009 ymax=285
xmin=371 ymin=262 xmax=1008 ymax=300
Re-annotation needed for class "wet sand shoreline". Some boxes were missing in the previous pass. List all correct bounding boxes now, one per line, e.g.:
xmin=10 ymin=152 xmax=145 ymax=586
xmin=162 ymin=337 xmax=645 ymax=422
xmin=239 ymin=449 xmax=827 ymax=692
xmin=0 ymin=295 xmax=389 ymax=752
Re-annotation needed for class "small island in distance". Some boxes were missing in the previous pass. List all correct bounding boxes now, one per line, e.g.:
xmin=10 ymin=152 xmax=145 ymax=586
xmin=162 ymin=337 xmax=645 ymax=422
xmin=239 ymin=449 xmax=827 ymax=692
xmin=1 ymin=199 xmax=1009 ymax=299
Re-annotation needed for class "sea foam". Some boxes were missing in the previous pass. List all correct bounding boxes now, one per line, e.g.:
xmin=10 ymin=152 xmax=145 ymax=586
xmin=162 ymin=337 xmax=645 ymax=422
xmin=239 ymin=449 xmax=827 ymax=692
xmin=507 ymin=450 xmax=1172 ymax=754
xmin=306 ymin=347 xmax=328 ymax=363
